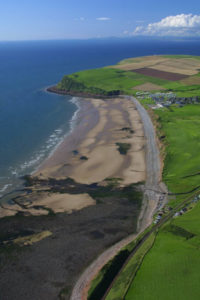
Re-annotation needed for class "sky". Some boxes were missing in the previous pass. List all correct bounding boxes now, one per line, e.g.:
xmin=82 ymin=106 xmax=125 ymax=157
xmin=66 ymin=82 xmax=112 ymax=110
xmin=0 ymin=0 xmax=200 ymax=40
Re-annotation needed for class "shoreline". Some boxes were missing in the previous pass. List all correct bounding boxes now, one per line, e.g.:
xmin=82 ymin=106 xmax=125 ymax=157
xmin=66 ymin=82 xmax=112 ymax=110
xmin=0 ymin=94 xmax=82 ymax=203
xmin=32 ymin=96 xmax=84 ymax=175
xmin=47 ymin=85 xmax=121 ymax=99
xmin=35 ymin=96 xmax=146 ymax=185
xmin=34 ymin=96 xmax=100 ymax=178
xmin=0 ymin=95 xmax=146 ymax=218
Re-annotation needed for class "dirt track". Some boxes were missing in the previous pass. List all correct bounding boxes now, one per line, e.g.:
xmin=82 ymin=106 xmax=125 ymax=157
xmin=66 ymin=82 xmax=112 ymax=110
xmin=70 ymin=96 xmax=167 ymax=300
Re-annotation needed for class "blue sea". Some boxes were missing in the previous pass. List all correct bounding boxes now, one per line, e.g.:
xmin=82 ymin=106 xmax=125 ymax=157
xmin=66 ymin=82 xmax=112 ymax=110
xmin=1 ymin=38 xmax=200 ymax=200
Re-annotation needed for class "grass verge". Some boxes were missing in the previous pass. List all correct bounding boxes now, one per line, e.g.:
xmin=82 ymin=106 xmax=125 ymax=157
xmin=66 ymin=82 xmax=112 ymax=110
xmin=105 ymin=232 xmax=156 ymax=300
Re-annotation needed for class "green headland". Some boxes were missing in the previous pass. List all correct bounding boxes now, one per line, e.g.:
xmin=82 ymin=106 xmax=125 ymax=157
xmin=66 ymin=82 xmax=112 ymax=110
xmin=49 ymin=54 xmax=200 ymax=98
xmin=55 ymin=55 xmax=200 ymax=300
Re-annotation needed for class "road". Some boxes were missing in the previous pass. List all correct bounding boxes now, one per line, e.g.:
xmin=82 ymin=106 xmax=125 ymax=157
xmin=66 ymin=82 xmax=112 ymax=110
xmin=70 ymin=96 xmax=167 ymax=300
xmin=130 ymin=96 xmax=168 ymax=232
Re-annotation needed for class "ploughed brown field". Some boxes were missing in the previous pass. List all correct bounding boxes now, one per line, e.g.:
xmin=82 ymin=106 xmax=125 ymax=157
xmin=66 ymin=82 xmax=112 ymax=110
xmin=180 ymin=76 xmax=200 ymax=85
xmin=114 ymin=56 xmax=200 ymax=75
xmin=132 ymin=82 xmax=166 ymax=91
xmin=133 ymin=68 xmax=189 ymax=81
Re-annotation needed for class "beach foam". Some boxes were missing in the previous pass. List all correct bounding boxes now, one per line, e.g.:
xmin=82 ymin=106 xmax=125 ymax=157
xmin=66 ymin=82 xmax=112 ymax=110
xmin=0 ymin=97 xmax=80 ymax=202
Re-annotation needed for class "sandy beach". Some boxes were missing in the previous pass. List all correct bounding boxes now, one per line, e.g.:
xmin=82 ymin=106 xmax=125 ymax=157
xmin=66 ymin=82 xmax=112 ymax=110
xmin=0 ymin=96 xmax=146 ymax=218
xmin=36 ymin=97 xmax=146 ymax=184
xmin=0 ymin=96 xmax=147 ymax=300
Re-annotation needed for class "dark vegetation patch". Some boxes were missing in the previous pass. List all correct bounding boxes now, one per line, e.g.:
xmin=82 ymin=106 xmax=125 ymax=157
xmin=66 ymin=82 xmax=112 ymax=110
xmin=103 ymin=228 xmax=119 ymax=235
xmin=105 ymin=177 xmax=123 ymax=188
xmin=55 ymin=74 xmax=121 ymax=97
xmin=133 ymin=68 xmax=188 ymax=81
xmin=121 ymin=127 xmax=134 ymax=134
xmin=164 ymin=224 xmax=195 ymax=240
xmin=72 ymin=150 xmax=79 ymax=155
xmin=89 ymin=230 xmax=105 ymax=239
xmin=88 ymin=249 xmax=130 ymax=300
xmin=0 ymin=229 xmax=35 ymax=247
xmin=0 ymin=176 xmax=142 ymax=300
xmin=0 ymin=229 xmax=35 ymax=267
xmin=59 ymin=286 xmax=70 ymax=300
xmin=116 ymin=143 xmax=131 ymax=155
xmin=182 ymin=172 xmax=200 ymax=179
xmin=168 ymin=84 xmax=200 ymax=97
xmin=22 ymin=176 xmax=141 ymax=205
xmin=80 ymin=155 xmax=88 ymax=161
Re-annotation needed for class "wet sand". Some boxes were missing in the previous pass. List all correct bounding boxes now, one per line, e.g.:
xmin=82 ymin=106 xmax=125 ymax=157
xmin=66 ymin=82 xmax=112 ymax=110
xmin=36 ymin=97 xmax=146 ymax=186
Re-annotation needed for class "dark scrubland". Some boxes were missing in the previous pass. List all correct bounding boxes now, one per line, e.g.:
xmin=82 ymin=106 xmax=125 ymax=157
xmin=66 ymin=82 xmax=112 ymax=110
xmin=0 ymin=177 xmax=142 ymax=300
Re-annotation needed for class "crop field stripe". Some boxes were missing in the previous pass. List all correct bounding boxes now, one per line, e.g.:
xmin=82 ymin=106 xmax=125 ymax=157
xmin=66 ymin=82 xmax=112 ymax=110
xmin=133 ymin=68 xmax=188 ymax=81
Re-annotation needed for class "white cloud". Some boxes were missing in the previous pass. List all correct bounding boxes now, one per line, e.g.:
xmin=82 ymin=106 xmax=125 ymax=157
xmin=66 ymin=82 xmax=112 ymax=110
xmin=133 ymin=14 xmax=200 ymax=36
xmin=96 ymin=17 xmax=111 ymax=21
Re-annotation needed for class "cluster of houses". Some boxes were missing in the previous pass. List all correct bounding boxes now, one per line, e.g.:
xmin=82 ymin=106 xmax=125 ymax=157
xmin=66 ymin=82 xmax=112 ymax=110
xmin=154 ymin=213 xmax=164 ymax=224
xmin=153 ymin=202 xmax=172 ymax=224
xmin=174 ymin=194 xmax=200 ymax=218
xmin=136 ymin=91 xmax=200 ymax=109
xmin=173 ymin=207 xmax=188 ymax=218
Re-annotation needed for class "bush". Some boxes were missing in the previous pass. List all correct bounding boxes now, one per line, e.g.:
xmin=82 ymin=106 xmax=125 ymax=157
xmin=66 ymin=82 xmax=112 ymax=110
xmin=116 ymin=143 xmax=131 ymax=155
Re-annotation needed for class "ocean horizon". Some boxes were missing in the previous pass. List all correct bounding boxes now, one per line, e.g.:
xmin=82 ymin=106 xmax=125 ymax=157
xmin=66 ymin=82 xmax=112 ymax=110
xmin=1 ymin=38 xmax=200 ymax=201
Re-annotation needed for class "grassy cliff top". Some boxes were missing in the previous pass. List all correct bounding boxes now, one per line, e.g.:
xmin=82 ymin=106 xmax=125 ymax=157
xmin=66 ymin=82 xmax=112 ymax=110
xmin=56 ymin=55 xmax=200 ymax=97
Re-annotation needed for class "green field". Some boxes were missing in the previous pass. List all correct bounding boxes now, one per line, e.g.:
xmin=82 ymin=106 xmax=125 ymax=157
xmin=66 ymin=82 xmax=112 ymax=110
xmin=106 ymin=101 xmax=200 ymax=300
xmin=167 ymin=84 xmax=200 ymax=97
xmin=57 ymin=55 xmax=200 ymax=97
xmin=125 ymin=202 xmax=200 ymax=300
xmin=57 ymin=67 xmax=172 ymax=96
xmin=106 ymin=233 xmax=156 ymax=300
xmin=155 ymin=105 xmax=200 ymax=205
